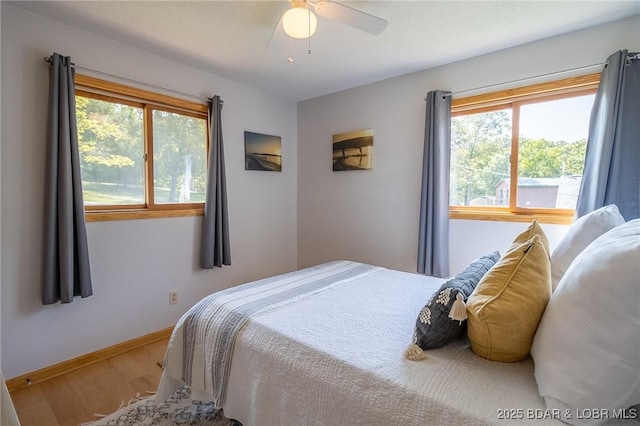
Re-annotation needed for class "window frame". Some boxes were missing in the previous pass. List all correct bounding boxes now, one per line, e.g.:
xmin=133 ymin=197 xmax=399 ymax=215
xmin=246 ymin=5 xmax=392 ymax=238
xmin=449 ymin=73 xmax=600 ymax=224
xmin=75 ymin=75 xmax=209 ymax=222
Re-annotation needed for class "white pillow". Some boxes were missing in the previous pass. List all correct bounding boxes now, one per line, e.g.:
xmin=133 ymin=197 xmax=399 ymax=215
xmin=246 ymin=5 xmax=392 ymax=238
xmin=531 ymin=219 xmax=640 ymax=425
xmin=550 ymin=204 xmax=624 ymax=291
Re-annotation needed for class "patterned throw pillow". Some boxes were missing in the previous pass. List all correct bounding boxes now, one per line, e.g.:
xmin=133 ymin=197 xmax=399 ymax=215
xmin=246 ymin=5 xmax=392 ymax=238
xmin=405 ymin=251 xmax=500 ymax=360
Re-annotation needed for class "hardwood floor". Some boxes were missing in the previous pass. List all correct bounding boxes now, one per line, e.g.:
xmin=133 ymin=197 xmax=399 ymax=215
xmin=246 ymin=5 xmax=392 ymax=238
xmin=9 ymin=338 xmax=169 ymax=426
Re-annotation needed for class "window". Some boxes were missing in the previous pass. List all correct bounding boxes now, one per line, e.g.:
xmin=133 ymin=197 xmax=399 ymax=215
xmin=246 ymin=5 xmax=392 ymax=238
xmin=449 ymin=73 xmax=599 ymax=224
xmin=75 ymin=75 xmax=208 ymax=221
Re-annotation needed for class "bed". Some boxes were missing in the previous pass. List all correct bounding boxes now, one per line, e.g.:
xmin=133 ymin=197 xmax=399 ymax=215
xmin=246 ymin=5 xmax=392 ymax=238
xmin=157 ymin=260 xmax=555 ymax=425
xmin=156 ymin=213 xmax=639 ymax=426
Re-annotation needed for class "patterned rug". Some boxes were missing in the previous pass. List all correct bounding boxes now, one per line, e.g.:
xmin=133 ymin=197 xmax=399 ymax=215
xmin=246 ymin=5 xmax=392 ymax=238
xmin=83 ymin=385 xmax=241 ymax=426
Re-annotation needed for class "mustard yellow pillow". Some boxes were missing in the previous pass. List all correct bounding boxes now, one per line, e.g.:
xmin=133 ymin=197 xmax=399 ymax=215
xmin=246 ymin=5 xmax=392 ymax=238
xmin=508 ymin=220 xmax=550 ymax=257
xmin=466 ymin=235 xmax=551 ymax=362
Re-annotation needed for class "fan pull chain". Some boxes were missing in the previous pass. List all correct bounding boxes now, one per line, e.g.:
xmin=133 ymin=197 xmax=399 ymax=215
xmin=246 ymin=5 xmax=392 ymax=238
xmin=287 ymin=36 xmax=294 ymax=63
xmin=308 ymin=9 xmax=312 ymax=55
xmin=286 ymin=8 xmax=313 ymax=63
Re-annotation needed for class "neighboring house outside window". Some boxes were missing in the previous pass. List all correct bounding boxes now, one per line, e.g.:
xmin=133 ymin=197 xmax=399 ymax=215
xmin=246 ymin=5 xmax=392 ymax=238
xmin=449 ymin=73 xmax=599 ymax=224
xmin=75 ymin=75 xmax=208 ymax=222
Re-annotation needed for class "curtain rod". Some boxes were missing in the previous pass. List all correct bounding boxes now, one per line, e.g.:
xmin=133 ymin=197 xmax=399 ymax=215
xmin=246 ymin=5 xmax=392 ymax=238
xmin=439 ymin=62 xmax=606 ymax=99
xmin=44 ymin=56 xmax=210 ymax=103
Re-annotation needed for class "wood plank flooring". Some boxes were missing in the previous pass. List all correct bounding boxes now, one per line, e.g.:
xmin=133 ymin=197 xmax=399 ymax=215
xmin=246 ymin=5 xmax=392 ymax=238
xmin=8 ymin=338 xmax=168 ymax=426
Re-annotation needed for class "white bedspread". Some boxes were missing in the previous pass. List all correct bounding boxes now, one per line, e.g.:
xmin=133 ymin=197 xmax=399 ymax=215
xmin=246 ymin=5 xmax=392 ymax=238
xmin=158 ymin=261 xmax=381 ymax=407
xmin=222 ymin=264 xmax=559 ymax=426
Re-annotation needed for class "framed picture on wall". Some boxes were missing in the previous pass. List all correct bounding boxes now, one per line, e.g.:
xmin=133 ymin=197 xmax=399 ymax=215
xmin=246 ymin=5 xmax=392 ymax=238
xmin=244 ymin=131 xmax=282 ymax=171
xmin=332 ymin=129 xmax=373 ymax=171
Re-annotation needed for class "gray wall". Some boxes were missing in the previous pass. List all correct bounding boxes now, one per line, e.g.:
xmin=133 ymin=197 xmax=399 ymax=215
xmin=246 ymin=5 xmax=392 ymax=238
xmin=0 ymin=4 xmax=298 ymax=379
xmin=297 ymin=15 xmax=640 ymax=274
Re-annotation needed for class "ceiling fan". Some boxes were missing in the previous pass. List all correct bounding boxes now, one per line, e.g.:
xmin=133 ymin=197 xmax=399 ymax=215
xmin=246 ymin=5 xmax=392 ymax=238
xmin=271 ymin=0 xmax=388 ymax=61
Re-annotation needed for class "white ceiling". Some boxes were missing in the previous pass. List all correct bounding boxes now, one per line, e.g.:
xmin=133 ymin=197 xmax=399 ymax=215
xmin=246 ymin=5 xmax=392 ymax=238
xmin=9 ymin=0 xmax=640 ymax=101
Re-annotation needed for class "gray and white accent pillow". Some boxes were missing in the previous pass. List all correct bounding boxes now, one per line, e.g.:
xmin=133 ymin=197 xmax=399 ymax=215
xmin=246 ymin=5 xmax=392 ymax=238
xmin=412 ymin=251 xmax=500 ymax=351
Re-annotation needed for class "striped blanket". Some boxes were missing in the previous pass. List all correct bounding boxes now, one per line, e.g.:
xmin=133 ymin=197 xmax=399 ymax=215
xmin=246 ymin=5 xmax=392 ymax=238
xmin=161 ymin=261 xmax=382 ymax=408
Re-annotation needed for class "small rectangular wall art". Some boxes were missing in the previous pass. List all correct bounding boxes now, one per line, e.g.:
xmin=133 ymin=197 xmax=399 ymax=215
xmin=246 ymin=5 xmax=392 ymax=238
xmin=332 ymin=129 xmax=373 ymax=171
xmin=245 ymin=131 xmax=282 ymax=171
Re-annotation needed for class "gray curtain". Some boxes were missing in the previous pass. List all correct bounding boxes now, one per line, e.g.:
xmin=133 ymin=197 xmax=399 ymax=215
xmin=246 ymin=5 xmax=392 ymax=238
xmin=417 ymin=90 xmax=451 ymax=278
xmin=576 ymin=50 xmax=640 ymax=221
xmin=201 ymin=96 xmax=231 ymax=268
xmin=43 ymin=53 xmax=93 ymax=304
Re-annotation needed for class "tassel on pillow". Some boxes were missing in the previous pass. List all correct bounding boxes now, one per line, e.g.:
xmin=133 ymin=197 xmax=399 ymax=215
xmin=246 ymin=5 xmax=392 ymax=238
xmin=448 ymin=292 xmax=467 ymax=324
xmin=404 ymin=343 xmax=427 ymax=361
xmin=406 ymin=252 xmax=500 ymax=360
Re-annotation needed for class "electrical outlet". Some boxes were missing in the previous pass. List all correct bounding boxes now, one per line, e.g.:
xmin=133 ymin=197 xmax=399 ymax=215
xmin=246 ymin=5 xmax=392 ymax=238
xmin=169 ymin=291 xmax=178 ymax=305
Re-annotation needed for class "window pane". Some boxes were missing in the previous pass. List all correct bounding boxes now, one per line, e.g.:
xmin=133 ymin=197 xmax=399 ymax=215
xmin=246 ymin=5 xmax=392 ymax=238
xmin=152 ymin=110 xmax=207 ymax=204
xmin=450 ymin=109 xmax=512 ymax=206
xmin=517 ymin=94 xmax=594 ymax=209
xmin=77 ymin=96 xmax=145 ymax=205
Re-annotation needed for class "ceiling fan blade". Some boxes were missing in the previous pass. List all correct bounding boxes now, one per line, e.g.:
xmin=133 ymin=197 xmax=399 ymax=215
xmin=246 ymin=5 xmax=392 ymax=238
xmin=266 ymin=14 xmax=282 ymax=49
xmin=313 ymin=1 xmax=387 ymax=35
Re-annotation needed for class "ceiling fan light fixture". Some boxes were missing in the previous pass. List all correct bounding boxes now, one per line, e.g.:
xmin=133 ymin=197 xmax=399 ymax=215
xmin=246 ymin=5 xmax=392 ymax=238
xmin=282 ymin=6 xmax=317 ymax=39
